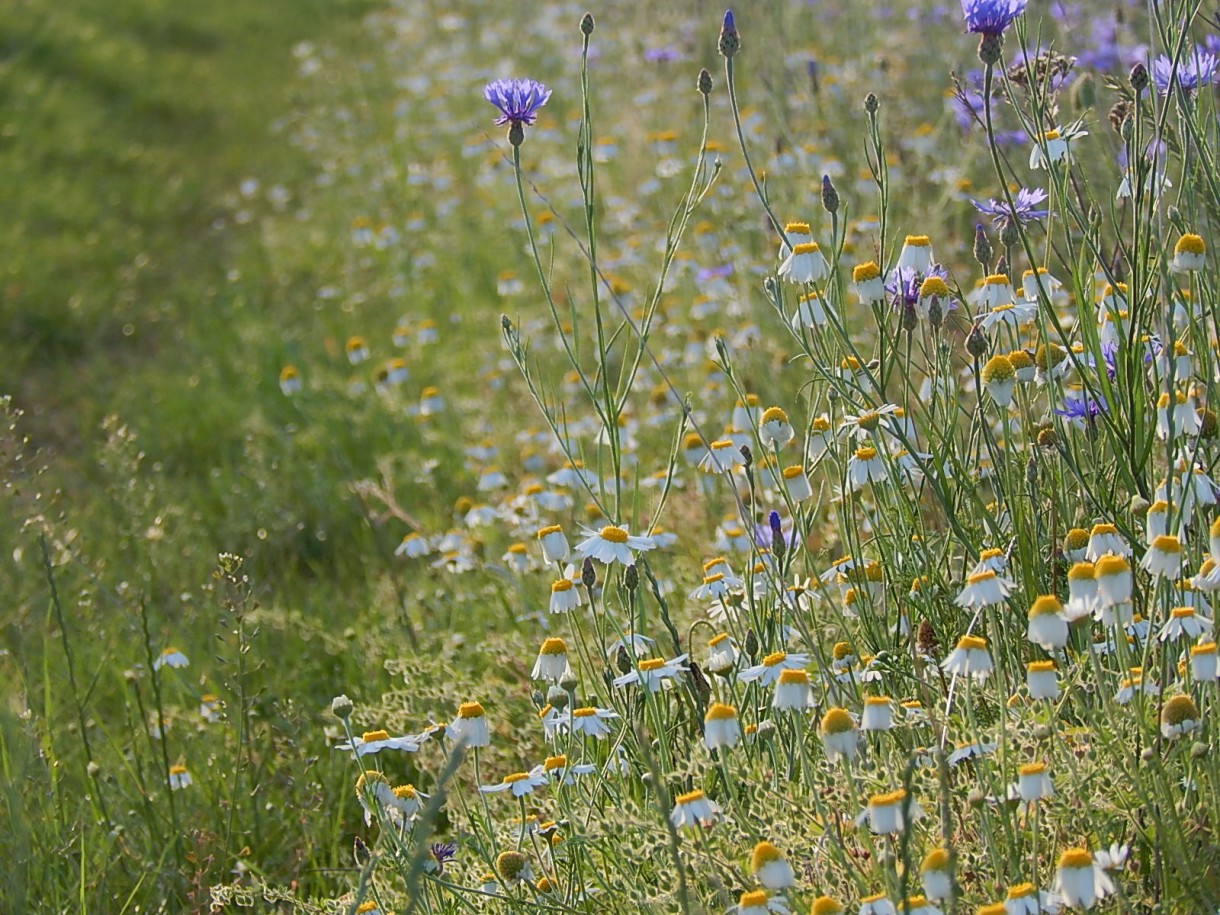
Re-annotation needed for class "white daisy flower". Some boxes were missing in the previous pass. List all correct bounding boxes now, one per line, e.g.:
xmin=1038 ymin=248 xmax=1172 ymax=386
xmin=574 ymin=524 xmax=657 ymax=565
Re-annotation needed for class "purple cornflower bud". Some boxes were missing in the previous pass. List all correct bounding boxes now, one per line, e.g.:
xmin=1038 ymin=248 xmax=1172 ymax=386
xmin=718 ymin=10 xmax=739 ymax=58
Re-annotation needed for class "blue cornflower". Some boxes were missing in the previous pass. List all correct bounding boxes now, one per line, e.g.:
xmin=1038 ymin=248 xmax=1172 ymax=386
xmin=1054 ymin=393 xmax=1108 ymax=426
xmin=971 ymin=187 xmax=1049 ymax=230
xmin=1150 ymin=46 xmax=1219 ymax=95
xmin=483 ymin=78 xmax=553 ymax=128
xmin=887 ymin=264 xmax=951 ymax=312
xmin=430 ymin=841 xmax=458 ymax=874
xmin=961 ymin=0 xmax=1028 ymax=36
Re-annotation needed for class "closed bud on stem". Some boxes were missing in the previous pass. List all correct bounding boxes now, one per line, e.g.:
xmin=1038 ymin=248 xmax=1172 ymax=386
xmin=927 ymin=297 xmax=943 ymax=331
xmin=739 ymin=444 xmax=753 ymax=469
xmin=821 ymin=174 xmax=839 ymax=214
xmin=354 ymin=836 xmax=371 ymax=867
xmin=966 ymin=323 xmax=989 ymax=359
xmin=579 ymin=12 xmax=595 ymax=35
xmin=615 ymin=645 xmax=632 ymax=675
xmin=744 ymin=627 xmax=759 ymax=660
xmin=1129 ymin=62 xmax=1149 ymax=93
xmin=546 ymin=685 xmax=569 ymax=710
xmin=1000 ymin=221 xmax=1020 ymax=248
xmin=697 ymin=67 xmax=713 ymax=96
xmin=902 ymin=301 xmax=918 ymax=333
xmin=1129 ymin=494 xmax=1149 ymax=518
xmin=508 ymin=121 xmax=525 ymax=147
xmin=331 ymin=694 xmax=354 ymax=720
xmin=581 ymin=557 xmax=597 ymax=589
xmin=624 ymin=563 xmax=639 ymax=591
xmin=973 ymin=224 xmax=992 ymax=272
xmin=718 ymin=10 xmax=740 ymax=58
xmin=863 ymin=92 xmax=879 ymax=114
xmin=558 ymin=671 xmax=579 ymax=692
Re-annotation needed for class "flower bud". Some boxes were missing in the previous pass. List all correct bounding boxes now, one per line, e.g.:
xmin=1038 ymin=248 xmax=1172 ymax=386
xmin=579 ymin=12 xmax=595 ymax=35
xmin=581 ymin=558 xmax=597 ymax=589
xmin=965 ymin=323 xmax=989 ymax=359
xmin=744 ymin=627 xmax=759 ymax=660
xmin=863 ymin=92 xmax=879 ymax=114
xmin=1129 ymin=62 xmax=1149 ymax=93
xmin=821 ymin=174 xmax=839 ymax=215
xmin=624 ymin=563 xmax=639 ymax=591
xmin=546 ymin=685 xmax=569 ymax=710
xmin=331 ymin=694 xmax=354 ymax=720
xmin=977 ymin=33 xmax=1002 ymax=66
xmin=697 ymin=67 xmax=713 ymax=96
xmin=718 ymin=10 xmax=740 ymax=58
xmin=973 ymin=224 xmax=992 ymax=272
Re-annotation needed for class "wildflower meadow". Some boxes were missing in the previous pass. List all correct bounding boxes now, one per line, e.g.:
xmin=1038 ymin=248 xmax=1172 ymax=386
xmin=8 ymin=0 xmax=1220 ymax=912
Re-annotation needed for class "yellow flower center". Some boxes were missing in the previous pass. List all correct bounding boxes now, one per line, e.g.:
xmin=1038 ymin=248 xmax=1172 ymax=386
xmin=1058 ymin=848 xmax=1093 ymax=869
xmin=956 ymin=635 xmax=988 ymax=651
xmin=820 ymin=707 xmax=854 ymax=734
xmin=777 ymin=669 xmax=809 ymax=685
xmin=761 ymin=406 xmax=788 ymax=425
xmin=638 ymin=658 xmax=666 ymax=672
xmin=1176 ymin=233 xmax=1205 ymax=255
xmin=458 ymin=702 xmax=485 ymax=719
xmin=904 ymin=235 xmax=930 ymax=246
xmin=705 ymin=702 xmax=738 ymax=721
xmin=739 ymin=890 xmax=769 ymax=907
xmin=791 ymin=242 xmax=821 ymax=255
xmin=551 ymin=579 xmax=573 ymax=593
xmin=599 ymin=525 xmax=629 ymax=543
xmin=361 ymin=730 xmax=390 ymax=742
xmin=544 ymin=755 xmax=567 ymax=771
xmin=854 ymin=261 xmax=881 ymax=282
xmin=675 ymin=789 xmax=705 ymax=805
xmin=762 ymin=651 xmax=787 ymax=667
xmin=540 ymin=638 xmax=567 ymax=655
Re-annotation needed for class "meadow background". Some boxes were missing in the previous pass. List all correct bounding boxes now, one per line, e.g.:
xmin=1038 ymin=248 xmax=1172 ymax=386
xmin=3 ymin=0 xmax=1220 ymax=912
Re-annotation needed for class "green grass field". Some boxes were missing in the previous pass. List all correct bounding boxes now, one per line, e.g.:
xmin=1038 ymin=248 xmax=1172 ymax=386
xmin=5 ymin=0 xmax=1220 ymax=912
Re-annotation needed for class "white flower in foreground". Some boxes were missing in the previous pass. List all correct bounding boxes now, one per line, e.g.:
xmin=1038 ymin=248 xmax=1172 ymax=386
xmin=734 ymin=889 xmax=790 ymax=915
xmin=480 ymin=770 xmax=548 ymax=798
xmin=1014 ymin=761 xmax=1055 ymax=802
xmin=955 ymin=569 xmax=1016 ymax=608
xmin=168 ymin=764 xmax=192 ymax=790
xmin=941 ymin=635 xmax=993 ymax=682
xmin=1026 ymin=595 xmax=1070 ymax=650
xmin=446 ymin=701 xmax=489 ymax=748
xmin=1053 ymin=847 xmax=1114 ymax=909
xmin=1158 ymin=606 xmax=1213 ymax=641
xmin=750 ymin=841 xmax=794 ymax=891
xmin=563 ymin=705 xmax=619 ymax=739
xmin=154 ymin=647 xmax=189 ymax=670
xmin=613 ymin=655 xmax=689 ymax=692
xmin=335 ymin=728 xmax=422 ymax=756
xmin=670 ymin=788 xmax=720 ymax=827
xmin=778 ymin=241 xmax=830 ymax=285
xmin=574 ymin=524 xmax=657 ymax=565
xmin=739 ymin=650 xmax=811 ymax=686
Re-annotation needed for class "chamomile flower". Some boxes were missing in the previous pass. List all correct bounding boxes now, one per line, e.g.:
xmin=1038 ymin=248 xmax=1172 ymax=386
xmin=734 ymin=889 xmax=789 ymax=915
xmin=1014 ymin=762 xmax=1054 ymax=802
xmin=781 ymin=464 xmax=814 ymax=501
xmin=335 ymin=729 xmax=422 ymax=756
xmin=1191 ymin=642 xmax=1218 ymax=681
xmin=1027 ymin=595 xmax=1070 ymax=650
xmin=1141 ymin=534 xmax=1184 ymax=579
xmin=1093 ymin=555 xmax=1133 ymax=607
xmin=168 ymin=763 xmax=192 ymax=790
xmin=759 ymin=407 xmax=795 ymax=448
xmin=897 ymin=235 xmax=935 ymax=273
xmin=278 ymin=365 xmax=302 ymax=395
xmin=531 ymin=638 xmax=572 ymax=682
xmin=613 ymin=655 xmax=689 ymax=692
xmin=941 ymin=635 xmax=993 ymax=682
xmin=1027 ymin=660 xmax=1060 ymax=700
xmin=154 ymin=647 xmax=189 ymax=670
xmin=535 ymin=525 xmax=569 ymax=562
xmin=854 ymin=261 xmax=886 ymax=303
xmin=819 ymin=707 xmax=860 ymax=761
xmin=862 ymin=696 xmax=895 ymax=731
xmin=916 ymin=275 xmax=954 ymax=320
xmin=1030 ymin=124 xmax=1087 ymax=170
xmin=772 ymin=668 xmax=815 ymax=711
xmin=779 ymin=241 xmax=830 ymax=285
xmin=792 ymin=292 xmax=832 ymax=330
xmin=750 ymin=841 xmax=795 ymax=890
xmin=981 ymin=354 xmax=1017 ymax=407
xmin=976 ymin=273 xmax=1015 ymax=310
xmin=1085 ymin=523 xmax=1129 ymax=561
xmin=778 ymin=221 xmax=813 ymax=259
xmin=704 ymin=702 xmax=741 ymax=750
xmin=549 ymin=577 xmax=584 ymax=613
xmin=1063 ymin=562 xmax=1097 ymax=621
xmin=902 ymin=897 xmax=941 ymax=915
xmin=810 ymin=896 xmax=846 ymax=915
xmin=1172 ymin=233 xmax=1206 ymax=273
xmin=955 ymin=570 xmax=1015 ymax=608
xmin=1053 ymin=848 xmax=1114 ymax=910
xmin=481 ymin=769 xmax=549 ymax=798
xmin=574 ymin=524 xmax=657 ymax=565
xmin=921 ymin=849 xmax=952 ymax=902
xmin=1158 ymin=606 xmax=1213 ymax=641
xmin=865 ymin=789 xmax=923 ymax=835
xmin=1004 ymin=882 xmax=1061 ymax=915
xmin=386 ymin=783 xmax=427 ymax=821
xmin=447 ymin=701 xmax=490 ymax=748
xmin=564 ymin=705 xmax=619 ymax=739
xmin=704 ymin=633 xmax=739 ymax=675
xmin=1160 ymin=694 xmax=1201 ymax=739
xmin=700 ymin=439 xmax=748 ymax=473
xmin=846 ymin=444 xmax=888 ymax=491
xmin=670 ymin=788 xmax=720 ymax=827
xmin=740 ymin=650 xmax=811 ymax=686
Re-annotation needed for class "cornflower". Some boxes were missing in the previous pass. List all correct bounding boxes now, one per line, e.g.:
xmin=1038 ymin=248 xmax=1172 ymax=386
xmin=971 ymin=187 xmax=1048 ymax=230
